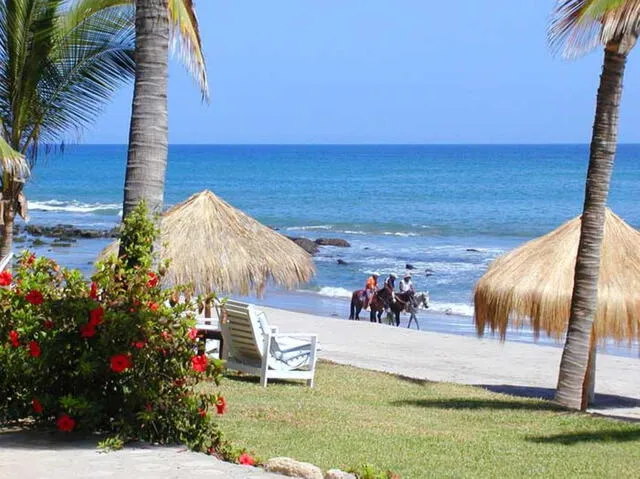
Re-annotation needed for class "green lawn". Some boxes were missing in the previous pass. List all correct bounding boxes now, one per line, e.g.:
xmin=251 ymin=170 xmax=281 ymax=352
xmin=206 ymin=361 xmax=640 ymax=479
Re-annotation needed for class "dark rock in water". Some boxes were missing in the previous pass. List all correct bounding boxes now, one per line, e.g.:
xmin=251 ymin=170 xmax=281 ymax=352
xmin=466 ymin=248 xmax=481 ymax=253
xmin=425 ymin=273 xmax=433 ymax=277
xmin=315 ymin=238 xmax=351 ymax=248
xmin=51 ymin=242 xmax=73 ymax=248
xmin=268 ymin=225 xmax=280 ymax=231
xmin=25 ymin=224 xmax=119 ymax=240
xmin=337 ymin=259 xmax=348 ymax=265
xmin=286 ymin=236 xmax=319 ymax=255
xmin=425 ymin=268 xmax=434 ymax=273
xmin=31 ymin=239 xmax=46 ymax=246
xmin=14 ymin=236 xmax=26 ymax=244
xmin=405 ymin=263 xmax=415 ymax=270
xmin=364 ymin=247 xmax=370 ymax=250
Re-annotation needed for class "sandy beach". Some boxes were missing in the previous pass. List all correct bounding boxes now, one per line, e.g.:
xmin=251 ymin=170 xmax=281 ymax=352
xmin=259 ymin=306 xmax=640 ymax=420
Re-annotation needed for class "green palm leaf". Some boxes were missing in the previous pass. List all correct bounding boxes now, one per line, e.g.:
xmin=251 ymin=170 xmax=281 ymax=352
xmin=549 ymin=0 xmax=640 ymax=57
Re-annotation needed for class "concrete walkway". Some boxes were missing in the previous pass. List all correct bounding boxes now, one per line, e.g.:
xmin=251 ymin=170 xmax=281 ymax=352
xmin=0 ymin=430 xmax=284 ymax=479
xmin=263 ymin=307 xmax=640 ymax=420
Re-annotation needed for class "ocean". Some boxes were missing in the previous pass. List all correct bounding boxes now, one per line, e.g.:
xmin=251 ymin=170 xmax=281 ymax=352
xmin=24 ymin=144 xmax=640 ymax=356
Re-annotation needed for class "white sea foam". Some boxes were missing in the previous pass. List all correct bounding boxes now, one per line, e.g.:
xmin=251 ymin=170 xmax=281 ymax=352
xmin=285 ymin=225 xmax=334 ymax=231
xmin=29 ymin=200 xmax=121 ymax=214
xmin=317 ymin=287 xmax=353 ymax=298
xmin=428 ymin=301 xmax=474 ymax=317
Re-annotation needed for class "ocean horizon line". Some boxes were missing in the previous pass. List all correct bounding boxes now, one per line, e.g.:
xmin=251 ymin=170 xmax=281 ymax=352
xmin=57 ymin=142 xmax=640 ymax=147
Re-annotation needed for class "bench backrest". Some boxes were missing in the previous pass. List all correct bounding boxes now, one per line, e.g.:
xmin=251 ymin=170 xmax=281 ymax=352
xmin=218 ymin=300 xmax=266 ymax=363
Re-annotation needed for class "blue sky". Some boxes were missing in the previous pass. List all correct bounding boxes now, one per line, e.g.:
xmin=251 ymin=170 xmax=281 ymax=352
xmin=88 ymin=0 xmax=640 ymax=144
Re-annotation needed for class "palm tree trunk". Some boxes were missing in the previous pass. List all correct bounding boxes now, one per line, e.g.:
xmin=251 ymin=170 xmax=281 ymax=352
xmin=0 ymin=203 xmax=14 ymax=260
xmin=122 ymin=0 xmax=170 ymax=220
xmin=555 ymin=39 xmax=633 ymax=411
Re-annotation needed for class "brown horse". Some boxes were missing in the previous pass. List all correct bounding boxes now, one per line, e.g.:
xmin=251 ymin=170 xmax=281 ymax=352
xmin=349 ymin=288 xmax=385 ymax=322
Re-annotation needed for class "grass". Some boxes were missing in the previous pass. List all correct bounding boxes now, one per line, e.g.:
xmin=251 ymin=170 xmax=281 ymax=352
xmin=204 ymin=361 xmax=640 ymax=478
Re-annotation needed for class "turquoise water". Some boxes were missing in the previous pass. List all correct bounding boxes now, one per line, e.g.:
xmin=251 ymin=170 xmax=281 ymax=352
xmin=24 ymin=144 xmax=640 ymax=355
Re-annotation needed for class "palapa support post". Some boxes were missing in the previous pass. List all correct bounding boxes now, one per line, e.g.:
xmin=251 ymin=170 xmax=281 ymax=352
xmin=581 ymin=327 xmax=597 ymax=410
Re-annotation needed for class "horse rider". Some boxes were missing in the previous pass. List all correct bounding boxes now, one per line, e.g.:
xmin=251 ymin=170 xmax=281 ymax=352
xmin=383 ymin=273 xmax=398 ymax=308
xmin=399 ymin=273 xmax=415 ymax=294
xmin=399 ymin=272 xmax=416 ymax=306
xmin=364 ymin=271 xmax=380 ymax=310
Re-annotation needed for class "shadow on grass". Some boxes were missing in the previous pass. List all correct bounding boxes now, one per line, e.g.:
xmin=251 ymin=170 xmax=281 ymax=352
xmin=224 ymin=373 xmax=308 ymax=387
xmin=392 ymin=397 xmax=564 ymax=411
xmin=528 ymin=429 xmax=640 ymax=445
xmin=480 ymin=385 xmax=640 ymax=409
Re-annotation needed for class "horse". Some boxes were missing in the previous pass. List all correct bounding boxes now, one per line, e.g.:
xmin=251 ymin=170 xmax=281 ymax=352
xmin=381 ymin=290 xmax=414 ymax=327
xmin=349 ymin=288 xmax=386 ymax=322
xmin=406 ymin=291 xmax=429 ymax=330
xmin=381 ymin=290 xmax=430 ymax=328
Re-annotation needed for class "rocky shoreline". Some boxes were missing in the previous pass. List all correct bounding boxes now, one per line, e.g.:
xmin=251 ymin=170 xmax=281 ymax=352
xmin=13 ymin=224 xmax=119 ymax=248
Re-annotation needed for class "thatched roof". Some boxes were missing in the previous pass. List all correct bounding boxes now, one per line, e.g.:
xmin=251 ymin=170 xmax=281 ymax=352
xmin=474 ymin=209 xmax=640 ymax=345
xmin=102 ymin=190 xmax=314 ymax=295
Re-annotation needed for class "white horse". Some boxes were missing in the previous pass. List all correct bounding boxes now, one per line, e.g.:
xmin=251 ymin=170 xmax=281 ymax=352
xmin=407 ymin=291 xmax=429 ymax=330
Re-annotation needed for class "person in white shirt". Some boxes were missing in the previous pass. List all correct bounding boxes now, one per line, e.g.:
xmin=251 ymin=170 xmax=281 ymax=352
xmin=399 ymin=273 xmax=415 ymax=295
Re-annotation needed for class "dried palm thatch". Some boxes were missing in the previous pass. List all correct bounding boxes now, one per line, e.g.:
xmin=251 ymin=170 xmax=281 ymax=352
xmin=549 ymin=0 xmax=640 ymax=58
xmin=474 ymin=209 xmax=640 ymax=345
xmin=102 ymin=190 xmax=314 ymax=295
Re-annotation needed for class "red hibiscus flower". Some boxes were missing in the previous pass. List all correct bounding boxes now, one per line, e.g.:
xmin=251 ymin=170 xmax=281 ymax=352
xmin=238 ymin=453 xmax=255 ymax=466
xmin=146 ymin=272 xmax=159 ymax=288
xmin=89 ymin=282 xmax=98 ymax=299
xmin=25 ymin=290 xmax=43 ymax=305
xmin=148 ymin=301 xmax=159 ymax=312
xmin=0 ymin=270 xmax=12 ymax=286
xmin=80 ymin=323 xmax=96 ymax=338
xmin=188 ymin=328 xmax=199 ymax=341
xmin=215 ymin=396 xmax=227 ymax=415
xmin=28 ymin=341 xmax=41 ymax=358
xmin=43 ymin=320 xmax=54 ymax=330
xmin=110 ymin=354 xmax=133 ymax=373
xmin=198 ymin=407 xmax=207 ymax=418
xmin=132 ymin=340 xmax=146 ymax=349
xmin=32 ymin=398 xmax=43 ymax=414
xmin=145 ymin=403 xmax=153 ymax=412
xmin=9 ymin=330 xmax=19 ymax=347
xmin=191 ymin=355 xmax=207 ymax=373
xmin=56 ymin=414 xmax=76 ymax=432
xmin=89 ymin=306 xmax=104 ymax=326
xmin=25 ymin=254 xmax=36 ymax=266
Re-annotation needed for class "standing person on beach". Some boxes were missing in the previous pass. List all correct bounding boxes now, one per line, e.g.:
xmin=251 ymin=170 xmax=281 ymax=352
xmin=364 ymin=272 xmax=379 ymax=310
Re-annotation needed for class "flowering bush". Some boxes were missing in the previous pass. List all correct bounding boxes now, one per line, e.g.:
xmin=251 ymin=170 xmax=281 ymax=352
xmin=0 ymin=204 xmax=227 ymax=453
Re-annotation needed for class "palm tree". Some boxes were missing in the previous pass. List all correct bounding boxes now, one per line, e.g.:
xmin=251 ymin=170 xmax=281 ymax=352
xmin=122 ymin=0 xmax=208 ymax=219
xmin=549 ymin=0 xmax=640 ymax=410
xmin=0 ymin=0 xmax=137 ymax=258
xmin=0 ymin=0 xmax=206 ymax=257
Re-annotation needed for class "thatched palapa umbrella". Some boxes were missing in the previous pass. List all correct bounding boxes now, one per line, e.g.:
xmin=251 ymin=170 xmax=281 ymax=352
xmin=474 ymin=209 xmax=640 ymax=403
xmin=102 ymin=190 xmax=315 ymax=296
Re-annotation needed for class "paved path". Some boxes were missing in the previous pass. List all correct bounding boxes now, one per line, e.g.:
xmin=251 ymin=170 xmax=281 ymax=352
xmin=0 ymin=430 xmax=284 ymax=479
xmin=263 ymin=307 xmax=640 ymax=420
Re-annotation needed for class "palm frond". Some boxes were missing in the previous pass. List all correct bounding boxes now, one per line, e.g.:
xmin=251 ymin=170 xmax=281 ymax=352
xmin=0 ymin=134 xmax=30 ymax=179
xmin=30 ymin=2 xmax=135 ymax=147
xmin=168 ymin=0 xmax=208 ymax=99
xmin=549 ymin=0 xmax=640 ymax=57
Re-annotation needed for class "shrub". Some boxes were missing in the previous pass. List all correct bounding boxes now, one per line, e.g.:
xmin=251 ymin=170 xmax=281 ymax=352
xmin=0 ymin=204 xmax=226 ymax=453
